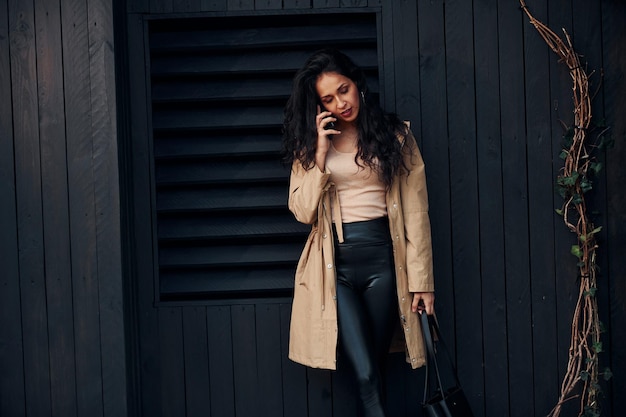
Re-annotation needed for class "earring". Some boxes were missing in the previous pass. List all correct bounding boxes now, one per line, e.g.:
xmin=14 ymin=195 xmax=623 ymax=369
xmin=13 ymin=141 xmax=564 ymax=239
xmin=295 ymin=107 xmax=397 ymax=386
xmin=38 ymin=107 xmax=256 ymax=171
xmin=360 ymin=91 xmax=365 ymax=102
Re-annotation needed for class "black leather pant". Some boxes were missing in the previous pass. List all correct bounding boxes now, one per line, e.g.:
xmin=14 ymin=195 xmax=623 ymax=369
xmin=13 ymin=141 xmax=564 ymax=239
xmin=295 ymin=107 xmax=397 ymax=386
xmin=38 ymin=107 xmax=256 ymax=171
xmin=334 ymin=217 xmax=397 ymax=417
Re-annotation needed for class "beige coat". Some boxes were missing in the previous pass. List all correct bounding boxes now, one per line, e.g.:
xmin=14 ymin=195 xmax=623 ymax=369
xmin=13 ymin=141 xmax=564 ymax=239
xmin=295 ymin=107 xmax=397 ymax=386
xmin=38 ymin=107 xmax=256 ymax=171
xmin=287 ymin=129 xmax=434 ymax=370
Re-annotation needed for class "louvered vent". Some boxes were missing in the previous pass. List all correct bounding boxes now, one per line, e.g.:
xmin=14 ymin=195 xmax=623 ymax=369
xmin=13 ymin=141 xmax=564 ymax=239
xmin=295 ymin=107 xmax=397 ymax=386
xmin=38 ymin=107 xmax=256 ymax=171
xmin=148 ymin=13 xmax=379 ymax=301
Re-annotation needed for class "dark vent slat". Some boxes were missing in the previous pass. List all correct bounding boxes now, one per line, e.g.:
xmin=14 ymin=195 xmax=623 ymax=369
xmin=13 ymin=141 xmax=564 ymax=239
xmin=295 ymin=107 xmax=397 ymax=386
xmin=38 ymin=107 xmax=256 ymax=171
xmin=152 ymin=78 xmax=292 ymax=102
xmin=159 ymin=269 xmax=295 ymax=295
xmin=153 ymin=106 xmax=282 ymax=130
xmin=151 ymin=23 xmax=376 ymax=51
xmin=158 ymin=214 xmax=306 ymax=240
xmin=159 ymin=243 xmax=303 ymax=267
xmin=156 ymin=185 xmax=288 ymax=212
xmin=155 ymin=160 xmax=288 ymax=185
xmin=154 ymin=134 xmax=281 ymax=158
xmin=150 ymin=48 xmax=378 ymax=76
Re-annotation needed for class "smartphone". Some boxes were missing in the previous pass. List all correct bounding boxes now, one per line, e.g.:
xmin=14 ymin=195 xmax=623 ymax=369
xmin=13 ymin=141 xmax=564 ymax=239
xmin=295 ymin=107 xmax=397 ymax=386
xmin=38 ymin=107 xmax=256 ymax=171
xmin=325 ymin=121 xmax=335 ymax=130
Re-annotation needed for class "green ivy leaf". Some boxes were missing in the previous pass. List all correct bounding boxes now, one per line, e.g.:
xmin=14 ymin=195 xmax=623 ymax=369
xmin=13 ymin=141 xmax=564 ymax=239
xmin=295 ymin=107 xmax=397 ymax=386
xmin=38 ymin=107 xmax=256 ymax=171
xmin=571 ymin=245 xmax=583 ymax=258
xmin=603 ymin=367 xmax=613 ymax=381
xmin=590 ymin=161 xmax=603 ymax=176
xmin=555 ymin=208 xmax=564 ymax=216
xmin=559 ymin=150 xmax=569 ymax=160
xmin=592 ymin=341 xmax=603 ymax=353
xmin=580 ymin=370 xmax=590 ymax=381
xmin=581 ymin=178 xmax=593 ymax=193
xmin=590 ymin=226 xmax=602 ymax=235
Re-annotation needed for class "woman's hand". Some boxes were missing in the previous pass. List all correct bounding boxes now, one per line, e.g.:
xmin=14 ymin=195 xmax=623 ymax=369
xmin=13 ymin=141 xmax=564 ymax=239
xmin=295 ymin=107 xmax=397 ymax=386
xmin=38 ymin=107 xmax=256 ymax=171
xmin=314 ymin=106 xmax=339 ymax=171
xmin=411 ymin=292 xmax=435 ymax=315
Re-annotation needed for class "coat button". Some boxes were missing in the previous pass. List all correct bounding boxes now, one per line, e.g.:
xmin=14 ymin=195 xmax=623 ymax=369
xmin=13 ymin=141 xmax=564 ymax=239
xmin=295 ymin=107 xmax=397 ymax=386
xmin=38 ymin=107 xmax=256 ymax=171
xmin=393 ymin=203 xmax=398 ymax=209
xmin=411 ymin=358 xmax=417 ymax=362
xmin=323 ymin=233 xmax=327 ymax=239
xmin=395 ymin=235 xmax=399 ymax=240
xmin=398 ymin=266 xmax=402 ymax=270
xmin=327 ymin=263 xmax=332 ymax=269
xmin=401 ymin=297 xmax=405 ymax=302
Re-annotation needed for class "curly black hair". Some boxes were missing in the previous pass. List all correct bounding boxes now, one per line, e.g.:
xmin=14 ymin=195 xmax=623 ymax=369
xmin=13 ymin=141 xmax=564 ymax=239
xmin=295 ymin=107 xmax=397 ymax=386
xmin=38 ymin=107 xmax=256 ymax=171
xmin=282 ymin=48 xmax=411 ymax=187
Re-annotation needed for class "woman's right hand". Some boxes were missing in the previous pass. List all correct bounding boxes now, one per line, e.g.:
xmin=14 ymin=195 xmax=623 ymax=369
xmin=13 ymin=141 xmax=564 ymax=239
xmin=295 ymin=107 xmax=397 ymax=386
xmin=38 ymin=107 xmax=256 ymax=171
xmin=315 ymin=106 xmax=340 ymax=171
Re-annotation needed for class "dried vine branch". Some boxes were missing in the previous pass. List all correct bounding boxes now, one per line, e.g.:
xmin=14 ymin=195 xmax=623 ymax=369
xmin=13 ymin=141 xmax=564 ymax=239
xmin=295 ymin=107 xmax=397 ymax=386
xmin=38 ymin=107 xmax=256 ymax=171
xmin=519 ymin=2 xmax=610 ymax=416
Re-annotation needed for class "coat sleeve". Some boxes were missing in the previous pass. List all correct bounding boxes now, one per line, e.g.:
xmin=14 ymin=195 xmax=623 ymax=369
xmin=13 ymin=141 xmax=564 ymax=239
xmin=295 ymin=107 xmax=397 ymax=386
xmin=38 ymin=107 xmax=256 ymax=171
xmin=288 ymin=160 xmax=331 ymax=225
xmin=400 ymin=131 xmax=435 ymax=292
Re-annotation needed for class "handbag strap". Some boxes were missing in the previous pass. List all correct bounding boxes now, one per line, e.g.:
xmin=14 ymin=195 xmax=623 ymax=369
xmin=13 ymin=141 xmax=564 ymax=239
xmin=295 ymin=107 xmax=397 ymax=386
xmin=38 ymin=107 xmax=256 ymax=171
xmin=420 ymin=312 xmax=462 ymax=403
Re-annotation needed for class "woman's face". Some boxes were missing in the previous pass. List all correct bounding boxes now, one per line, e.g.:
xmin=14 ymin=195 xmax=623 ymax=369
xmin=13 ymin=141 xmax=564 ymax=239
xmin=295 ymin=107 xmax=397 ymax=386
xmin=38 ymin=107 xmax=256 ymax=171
xmin=315 ymin=71 xmax=360 ymax=125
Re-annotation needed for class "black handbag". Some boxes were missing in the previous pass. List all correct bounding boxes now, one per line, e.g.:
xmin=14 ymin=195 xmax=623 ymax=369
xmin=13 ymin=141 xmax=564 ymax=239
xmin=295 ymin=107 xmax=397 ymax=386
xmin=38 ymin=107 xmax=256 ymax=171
xmin=420 ymin=312 xmax=474 ymax=417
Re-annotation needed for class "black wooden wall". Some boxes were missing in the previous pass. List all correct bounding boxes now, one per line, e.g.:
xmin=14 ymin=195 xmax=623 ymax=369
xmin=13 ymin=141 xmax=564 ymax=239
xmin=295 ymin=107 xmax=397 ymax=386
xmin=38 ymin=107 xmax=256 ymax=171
xmin=0 ymin=0 xmax=127 ymax=416
xmin=1 ymin=0 xmax=626 ymax=417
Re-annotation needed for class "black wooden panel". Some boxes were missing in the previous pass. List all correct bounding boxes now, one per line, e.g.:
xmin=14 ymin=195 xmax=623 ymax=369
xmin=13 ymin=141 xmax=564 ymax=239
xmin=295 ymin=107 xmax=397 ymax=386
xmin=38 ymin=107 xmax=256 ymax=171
xmin=256 ymin=304 xmax=284 ymax=416
xmin=571 ymin=0 xmax=612 ymax=412
xmin=9 ymin=1 xmax=52 ymax=415
xmin=306 ymin=368 xmax=333 ymax=417
xmin=159 ymin=308 xmax=186 ymax=415
xmin=603 ymin=3 xmax=626 ymax=415
xmin=183 ymin=306 xmax=211 ymax=417
xmin=88 ymin=0 xmax=128 ymax=414
xmin=415 ymin=0 xmax=454 ymax=350
xmin=0 ymin=1 xmax=25 ymax=415
xmin=35 ymin=1 xmax=78 ymax=416
xmin=126 ymin=13 xmax=163 ymax=417
xmin=498 ymin=4 xmax=535 ymax=417
xmin=444 ymin=1 xmax=484 ymax=415
xmin=473 ymin=1 xmax=510 ymax=416
xmin=207 ymin=306 xmax=236 ymax=417
xmin=148 ymin=13 xmax=377 ymax=300
xmin=61 ymin=0 xmax=106 ymax=414
xmin=544 ymin=3 xmax=580 ymax=417
xmin=231 ymin=305 xmax=258 ymax=416
xmin=391 ymin=0 xmax=420 ymax=130
xmin=279 ymin=304 xmax=308 ymax=416
xmin=522 ymin=2 xmax=560 ymax=416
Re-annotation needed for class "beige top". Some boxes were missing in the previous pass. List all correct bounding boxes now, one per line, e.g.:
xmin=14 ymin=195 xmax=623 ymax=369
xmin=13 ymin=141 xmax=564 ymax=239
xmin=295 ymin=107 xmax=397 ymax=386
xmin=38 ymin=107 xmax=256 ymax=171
xmin=325 ymin=142 xmax=387 ymax=223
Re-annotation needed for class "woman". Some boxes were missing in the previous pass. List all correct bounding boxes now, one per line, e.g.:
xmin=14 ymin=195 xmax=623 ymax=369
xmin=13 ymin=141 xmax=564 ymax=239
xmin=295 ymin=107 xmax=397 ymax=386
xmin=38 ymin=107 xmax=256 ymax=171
xmin=282 ymin=49 xmax=435 ymax=417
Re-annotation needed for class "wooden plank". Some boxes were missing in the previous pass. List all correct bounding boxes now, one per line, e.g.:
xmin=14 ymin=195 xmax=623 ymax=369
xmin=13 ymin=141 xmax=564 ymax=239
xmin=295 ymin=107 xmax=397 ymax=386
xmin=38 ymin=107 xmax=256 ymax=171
xmin=156 ymin=185 xmax=288 ymax=212
xmin=571 ymin=0 xmax=612 ymax=411
xmin=127 ymin=0 xmax=150 ymax=13
xmin=151 ymin=0 xmax=173 ymax=13
xmin=8 ymin=0 xmax=52 ymax=415
xmin=379 ymin=0 xmax=394 ymax=110
xmin=255 ymin=0 xmax=281 ymax=10
xmin=61 ymin=0 xmax=104 ymax=414
xmin=199 ymin=0 xmax=227 ymax=11
xmin=231 ymin=305 xmax=258 ymax=416
xmin=159 ymin=243 xmax=303 ymax=268
xmin=0 ymin=0 xmax=26 ymax=415
xmin=159 ymin=308 xmax=186 ymax=415
xmin=601 ymin=1 xmax=626 ymax=414
xmin=544 ymin=3 xmax=579 ymax=416
xmin=126 ymin=13 xmax=162 ymax=417
xmin=256 ymin=304 xmax=284 ymax=417
xmin=444 ymin=1 xmax=483 ymax=415
xmin=227 ymin=0 xmax=253 ymax=11
xmin=285 ymin=0 xmax=312 ymax=8
xmin=391 ymin=0 xmax=420 ymax=128
xmin=522 ymin=1 xmax=560 ymax=415
xmin=382 ymin=353 xmax=404 ymax=417
xmin=155 ymin=158 xmax=287 ymax=185
xmin=313 ymin=0 xmax=339 ymax=8
xmin=473 ymin=0 xmax=509 ymax=415
xmin=183 ymin=306 xmax=211 ymax=417
xmin=87 ymin=0 xmax=128 ymax=414
xmin=340 ymin=0 xmax=366 ymax=7
xmin=279 ymin=303 xmax=308 ymax=417
xmin=415 ymin=0 xmax=454 ymax=348
xmin=207 ymin=305 xmax=236 ymax=417
xmin=498 ymin=3 xmax=534 ymax=417
xmin=306 ymin=368 xmax=333 ymax=416
xmin=173 ymin=0 xmax=201 ymax=12
xmin=35 ymin=0 xmax=78 ymax=416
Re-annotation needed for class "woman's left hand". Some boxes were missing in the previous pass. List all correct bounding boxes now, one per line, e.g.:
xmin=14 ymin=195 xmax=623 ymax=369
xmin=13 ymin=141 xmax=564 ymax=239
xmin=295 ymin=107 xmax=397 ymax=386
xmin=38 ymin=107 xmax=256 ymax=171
xmin=411 ymin=292 xmax=435 ymax=315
